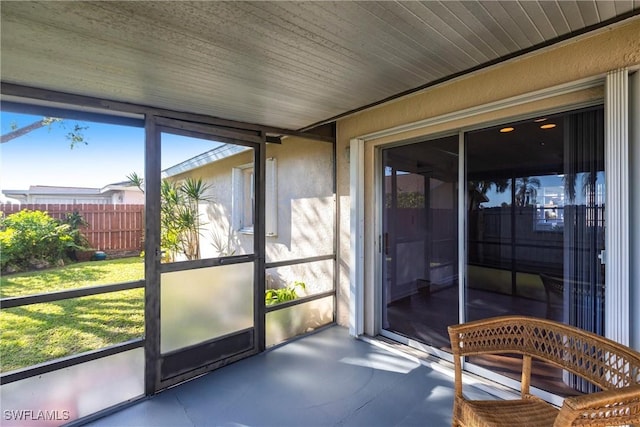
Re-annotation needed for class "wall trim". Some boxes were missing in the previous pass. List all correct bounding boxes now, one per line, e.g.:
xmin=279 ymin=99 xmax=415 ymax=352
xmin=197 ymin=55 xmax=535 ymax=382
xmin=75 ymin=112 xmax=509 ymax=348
xmin=356 ymin=76 xmax=604 ymax=142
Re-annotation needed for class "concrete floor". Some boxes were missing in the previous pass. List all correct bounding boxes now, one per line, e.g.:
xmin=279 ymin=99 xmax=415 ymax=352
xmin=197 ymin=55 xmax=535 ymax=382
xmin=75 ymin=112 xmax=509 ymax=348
xmin=82 ymin=326 xmax=498 ymax=427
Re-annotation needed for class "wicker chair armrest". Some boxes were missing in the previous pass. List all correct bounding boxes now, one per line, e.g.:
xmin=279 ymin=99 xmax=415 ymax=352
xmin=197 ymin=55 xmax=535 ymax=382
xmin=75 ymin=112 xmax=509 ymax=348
xmin=553 ymin=384 xmax=640 ymax=427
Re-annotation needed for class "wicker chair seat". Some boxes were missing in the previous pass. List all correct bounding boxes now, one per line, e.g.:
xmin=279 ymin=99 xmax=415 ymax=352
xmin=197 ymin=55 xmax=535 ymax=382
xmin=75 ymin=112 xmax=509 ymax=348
xmin=455 ymin=395 xmax=558 ymax=427
xmin=448 ymin=315 xmax=640 ymax=427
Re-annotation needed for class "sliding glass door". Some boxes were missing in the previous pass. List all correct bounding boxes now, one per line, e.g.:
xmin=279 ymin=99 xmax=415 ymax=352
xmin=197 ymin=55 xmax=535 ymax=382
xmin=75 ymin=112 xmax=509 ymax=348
xmin=381 ymin=135 xmax=459 ymax=349
xmin=465 ymin=106 xmax=605 ymax=395
xmin=379 ymin=105 xmax=605 ymax=397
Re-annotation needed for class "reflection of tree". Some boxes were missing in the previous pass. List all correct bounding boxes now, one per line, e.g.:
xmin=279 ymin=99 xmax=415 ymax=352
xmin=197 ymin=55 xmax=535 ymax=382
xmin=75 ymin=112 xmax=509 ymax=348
xmin=468 ymin=180 xmax=509 ymax=211
xmin=514 ymin=176 xmax=541 ymax=207
xmin=467 ymin=179 xmax=508 ymax=262
xmin=385 ymin=191 xmax=425 ymax=208
xmin=562 ymin=172 xmax=597 ymax=204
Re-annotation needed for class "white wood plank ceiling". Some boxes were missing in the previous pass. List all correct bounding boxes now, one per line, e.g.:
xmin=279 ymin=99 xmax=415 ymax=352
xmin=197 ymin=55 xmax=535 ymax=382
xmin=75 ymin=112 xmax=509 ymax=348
xmin=1 ymin=1 xmax=638 ymax=131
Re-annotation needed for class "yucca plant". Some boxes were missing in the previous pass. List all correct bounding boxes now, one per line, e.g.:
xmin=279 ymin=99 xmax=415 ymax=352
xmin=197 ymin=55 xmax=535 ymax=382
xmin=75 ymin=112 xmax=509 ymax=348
xmin=159 ymin=178 xmax=211 ymax=262
xmin=127 ymin=172 xmax=213 ymax=262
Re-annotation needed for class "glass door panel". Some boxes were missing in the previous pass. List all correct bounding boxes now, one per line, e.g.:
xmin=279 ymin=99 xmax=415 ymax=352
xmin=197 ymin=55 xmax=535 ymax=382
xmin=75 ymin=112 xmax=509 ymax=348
xmin=465 ymin=106 xmax=605 ymax=396
xmin=160 ymin=132 xmax=256 ymax=262
xmin=381 ymin=135 xmax=459 ymax=349
xmin=155 ymin=126 xmax=260 ymax=387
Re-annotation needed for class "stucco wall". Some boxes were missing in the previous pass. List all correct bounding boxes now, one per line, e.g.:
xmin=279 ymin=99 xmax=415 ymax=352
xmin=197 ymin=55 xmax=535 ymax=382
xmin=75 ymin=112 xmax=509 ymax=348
xmin=169 ymin=136 xmax=335 ymax=294
xmin=265 ymin=136 xmax=334 ymax=264
xmin=120 ymin=190 xmax=145 ymax=205
xmin=334 ymin=18 xmax=640 ymax=327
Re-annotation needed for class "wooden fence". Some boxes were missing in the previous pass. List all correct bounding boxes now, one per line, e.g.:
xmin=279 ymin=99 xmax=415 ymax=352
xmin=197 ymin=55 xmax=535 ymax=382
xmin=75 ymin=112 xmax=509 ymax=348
xmin=0 ymin=203 xmax=144 ymax=253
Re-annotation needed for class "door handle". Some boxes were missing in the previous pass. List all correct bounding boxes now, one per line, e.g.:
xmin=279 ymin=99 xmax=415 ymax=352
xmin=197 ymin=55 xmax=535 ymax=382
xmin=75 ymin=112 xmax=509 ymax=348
xmin=384 ymin=233 xmax=389 ymax=256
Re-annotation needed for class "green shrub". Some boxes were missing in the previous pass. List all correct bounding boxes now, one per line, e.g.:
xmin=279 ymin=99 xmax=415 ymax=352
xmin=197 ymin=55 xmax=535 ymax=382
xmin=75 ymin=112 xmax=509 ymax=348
xmin=0 ymin=227 xmax=17 ymax=271
xmin=0 ymin=210 xmax=80 ymax=272
xmin=61 ymin=211 xmax=92 ymax=260
xmin=265 ymin=281 xmax=306 ymax=305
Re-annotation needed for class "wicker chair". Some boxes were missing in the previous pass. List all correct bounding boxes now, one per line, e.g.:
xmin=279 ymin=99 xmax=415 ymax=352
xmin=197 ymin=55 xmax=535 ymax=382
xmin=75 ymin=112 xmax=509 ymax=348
xmin=448 ymin=315 xmax=640 ymax=426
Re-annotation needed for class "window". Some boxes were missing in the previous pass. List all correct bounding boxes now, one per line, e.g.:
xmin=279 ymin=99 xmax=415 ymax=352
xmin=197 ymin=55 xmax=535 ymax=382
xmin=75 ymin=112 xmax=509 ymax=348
xmin=232 ymin=158 xmax=277 ymax=236
xmin=232 ymin=163 xmax=254 ymax=233
xmin=242 ymin=166 xmax=255 ymax=232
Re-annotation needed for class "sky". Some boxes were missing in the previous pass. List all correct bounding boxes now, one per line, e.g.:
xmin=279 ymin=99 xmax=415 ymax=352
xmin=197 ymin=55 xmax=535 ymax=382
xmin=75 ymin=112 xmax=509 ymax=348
xmin=0 ymin=110 xmax=221 ymax=200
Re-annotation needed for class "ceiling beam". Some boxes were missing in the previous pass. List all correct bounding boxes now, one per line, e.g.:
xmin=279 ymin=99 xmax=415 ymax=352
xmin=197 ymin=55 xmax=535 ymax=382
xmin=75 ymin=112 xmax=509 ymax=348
xmin=1 ymin=83 xmax=335 ymax=144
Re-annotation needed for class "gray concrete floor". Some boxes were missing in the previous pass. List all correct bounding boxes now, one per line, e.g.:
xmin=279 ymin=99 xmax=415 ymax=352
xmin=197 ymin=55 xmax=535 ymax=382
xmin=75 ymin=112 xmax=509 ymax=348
xmin=83 ymin=326 xmax=496 ymax=427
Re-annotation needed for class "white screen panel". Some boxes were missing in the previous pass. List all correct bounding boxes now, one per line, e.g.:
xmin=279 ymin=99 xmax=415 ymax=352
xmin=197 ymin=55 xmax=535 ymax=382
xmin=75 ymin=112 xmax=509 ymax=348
xmin=0 ymin=348 xmax=144 ymax=426
xmin=161 ymin=263 xmax=254 ymax=353
xmin=266 ymin=296 xmax=334 ymax=348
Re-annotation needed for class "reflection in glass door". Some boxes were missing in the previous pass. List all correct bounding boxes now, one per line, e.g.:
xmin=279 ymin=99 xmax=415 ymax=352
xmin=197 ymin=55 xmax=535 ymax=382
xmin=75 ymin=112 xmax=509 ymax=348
xmin=381 ymin=135 xmax=459 ymax=349
xmin=465 ymin=106 xmax=605 ymax=395
xmin=152 ymin=123 xmax=262 ymax=389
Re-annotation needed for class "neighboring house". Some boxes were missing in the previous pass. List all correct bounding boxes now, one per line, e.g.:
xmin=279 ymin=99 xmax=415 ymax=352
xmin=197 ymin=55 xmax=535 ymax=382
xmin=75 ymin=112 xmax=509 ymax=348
xmin=162 ymin=138 xmax=334 ymax=292
xmin=2 ymin=182 xmax=144 ymax=204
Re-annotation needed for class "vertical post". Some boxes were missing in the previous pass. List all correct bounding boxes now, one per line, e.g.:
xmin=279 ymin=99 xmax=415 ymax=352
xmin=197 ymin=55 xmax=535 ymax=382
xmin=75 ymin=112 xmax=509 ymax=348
xmin=510 ymin=175 xmax=517 ymax=295
xmin=349 ymin=138 xmax=365 ymax=337
xmin=605 ymin=68 xmax=629 ymax=346
xmin=458 ymin=131 xmax=466 ymax=326
xmin=629 ymin=70 xmax=640 ymax=351
xmin=144 ymin=116 xmax=161 ymax=395
xmin=255 ymin=134 xmax=266 ymax=352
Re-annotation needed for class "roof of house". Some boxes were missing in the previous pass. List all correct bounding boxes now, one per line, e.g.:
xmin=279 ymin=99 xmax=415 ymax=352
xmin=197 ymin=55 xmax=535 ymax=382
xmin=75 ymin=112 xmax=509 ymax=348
xmin=2 ymin=183 xmax=141 ymax=199
xmin=162 ymin=144 xmax=251 ymax=178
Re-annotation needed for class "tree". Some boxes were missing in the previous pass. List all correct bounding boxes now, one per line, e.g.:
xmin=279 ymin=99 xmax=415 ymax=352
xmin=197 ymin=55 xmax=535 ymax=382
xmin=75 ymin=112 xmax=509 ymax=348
xmin=1 ymin=117 xmax=88 ymax=148
xmin=128 ymin=172 xmax=211 ymax=262
xmin=160 ymin=178 xmax=212 ymax=261
xmin=126 ymin=172 xmax=144 ymax=193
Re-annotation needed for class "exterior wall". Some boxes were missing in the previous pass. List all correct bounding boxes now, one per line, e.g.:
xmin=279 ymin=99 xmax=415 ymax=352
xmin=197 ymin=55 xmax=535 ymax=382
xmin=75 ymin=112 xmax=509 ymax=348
xmin=335 ymin=18 xmax=640 ymax=328
xmin=116 ymin=189 xmax=145 ymax=204
xmin=168 ymin=136 xmax=334 ymax=290
xmin=4 ymin=189 xmax=143 ymax=205
xmin=264 ymin=136 xmax=334 ymax=263
xmin=28 ymin=195 xmax=108 ymax=204
xmin=170 ymin=149 xmax=254 ymax=259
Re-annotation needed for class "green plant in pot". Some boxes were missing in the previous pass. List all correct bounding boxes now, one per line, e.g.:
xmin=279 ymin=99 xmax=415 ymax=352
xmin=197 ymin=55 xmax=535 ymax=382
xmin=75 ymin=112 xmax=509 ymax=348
xmin=63 ymin=211 xmax=94 ymax=261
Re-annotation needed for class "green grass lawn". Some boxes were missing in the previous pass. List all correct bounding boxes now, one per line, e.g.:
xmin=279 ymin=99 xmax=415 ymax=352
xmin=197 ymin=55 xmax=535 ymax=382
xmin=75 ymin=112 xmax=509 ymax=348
xmin=0 ymin=257 xmax=144 ymax=373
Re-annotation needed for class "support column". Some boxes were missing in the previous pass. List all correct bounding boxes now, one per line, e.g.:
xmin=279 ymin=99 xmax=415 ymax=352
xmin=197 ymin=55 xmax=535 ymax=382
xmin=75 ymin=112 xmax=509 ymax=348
xmin=605 ymin=68 xmax=629 ymax=346
xmin=630 ymin=71 xmax=640 ymax=351
xmin=349 ymin=138 xmax=365 ymax=337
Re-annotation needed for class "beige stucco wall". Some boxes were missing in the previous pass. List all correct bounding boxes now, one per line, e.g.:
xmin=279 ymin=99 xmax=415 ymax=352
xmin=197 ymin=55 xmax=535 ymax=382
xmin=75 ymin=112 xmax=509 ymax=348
xmin=265 ymin=136 xmax=335 ymax=264
xmin=169 ymin=135 xmax=335 ymax=295
xmin=334 ymin=18 xmax=640 ymax=327
xmin=119 ymin=189 xmax=145 ymax=204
